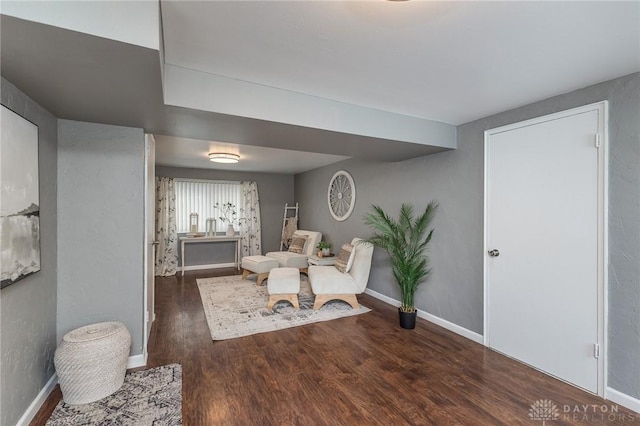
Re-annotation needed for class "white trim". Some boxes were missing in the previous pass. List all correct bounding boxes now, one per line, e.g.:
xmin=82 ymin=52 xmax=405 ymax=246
xmin=179 ymin=262 xmax=236 ymax=272
xmin=484 ymin=102 xmax=607 ymax=135
xmin=365 ymin=288 xmax=401 ymax=307
xmin=16 ymin=373 xmax=58 ymax=426
xmin=143 ymin=134 xmax=152 ymax=368
xmin=16 ymin=354 xmax=147 ymax=425
xmin=364 ymin=289 xmax=483 ymax=344
xmin=483 ymin=101 xmax=608 ymax=397
xmin=606 ymin=387 xmax=640 ymax=414
xmin=127 ymin=353 xmax=146 ymax=369
xmin=418 ymin=308 xmax=484 ymax=344
xmin=600 ymin=101 xmax=610 ymax=398
xmin=483 ymin=127 xmax=490 ymax=347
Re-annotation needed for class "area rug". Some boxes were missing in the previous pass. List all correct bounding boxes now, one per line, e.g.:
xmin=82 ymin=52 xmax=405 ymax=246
xmin=46 ymin=364 xmax=182 ymax=426
xmin=197 ymin=275 xmax=371 ymax=340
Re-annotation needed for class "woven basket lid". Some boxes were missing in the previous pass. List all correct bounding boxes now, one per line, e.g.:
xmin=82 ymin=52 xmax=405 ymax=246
xmin=63 ymin=321 xmax=126 ymax=343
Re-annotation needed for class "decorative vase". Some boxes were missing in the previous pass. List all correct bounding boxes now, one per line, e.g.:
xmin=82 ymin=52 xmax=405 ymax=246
xmin=226 ymin=224 xmax=235 ymax=237
xmin=189 ymin=212 xmax=199 ymax=233
xmin=322 ymin=248 xmax=331 ymax=256
xmin=206 ymin=218 xmax=216 ymax=237
xmin=398 ymin=308 xmax=417 ymax=329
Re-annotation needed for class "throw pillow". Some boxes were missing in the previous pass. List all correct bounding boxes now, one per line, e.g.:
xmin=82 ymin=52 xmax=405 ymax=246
xmin=334 ymin=243 xmax=354 ymax=273
xmin=288 ymin=235 xmax=308 ymax=254
xmin=345 ymin=243 xmax=356 ymax=272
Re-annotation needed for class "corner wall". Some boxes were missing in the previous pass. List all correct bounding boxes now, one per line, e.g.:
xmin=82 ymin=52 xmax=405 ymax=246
xmin=57 ymin=120 xmax=145 ymax=356
xmin=1 ymin=78 xmax=58 ymax=426
xmin=294 ymin=72 xmax=640 ymax=400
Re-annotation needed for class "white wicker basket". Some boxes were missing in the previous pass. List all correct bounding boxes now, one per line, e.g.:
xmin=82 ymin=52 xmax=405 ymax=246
xmin=54 ymin=321 xmax=131 ymax=405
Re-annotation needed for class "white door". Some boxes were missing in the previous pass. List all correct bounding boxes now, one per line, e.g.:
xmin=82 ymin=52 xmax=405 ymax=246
xmin=485 ymin=102 xmax=606 ymax=394
xmin=143 ymin=134 xmax=156 ymax=361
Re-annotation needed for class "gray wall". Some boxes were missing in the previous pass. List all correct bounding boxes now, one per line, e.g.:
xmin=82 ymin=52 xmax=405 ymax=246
xmin=0 ymin=78 xmax=58 ymax=426
xmin=295 ymin=155 xmax=483 ymax=329
xmin=294 ymin=73 xmax=640 ymax=399
xmin=156 ymin=167 xmax=295 ymax=266
xmin=57 ymin=120 xmax=145 ymax=356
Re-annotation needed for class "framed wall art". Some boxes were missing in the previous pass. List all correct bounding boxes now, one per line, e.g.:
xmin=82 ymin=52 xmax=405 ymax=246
xmin=1 ymin=105 xmax=40 ymax=288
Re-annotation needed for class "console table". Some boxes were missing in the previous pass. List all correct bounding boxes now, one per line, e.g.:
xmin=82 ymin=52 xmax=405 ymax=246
xmin=307 ymin=255 xmax=337 ymax=266
xmin=179 ymin=236 xmax=241 ymax=276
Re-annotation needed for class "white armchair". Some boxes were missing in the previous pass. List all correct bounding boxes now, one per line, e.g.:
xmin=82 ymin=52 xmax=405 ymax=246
xmin=265 ymin=230 xmax=322 ymax=271
xmin=308 ymin=238 xmax=374 ymax=310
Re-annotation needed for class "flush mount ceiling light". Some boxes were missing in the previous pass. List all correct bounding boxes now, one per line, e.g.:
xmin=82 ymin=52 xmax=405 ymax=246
xmin=209 ymin=153 xmax=240 ymax=164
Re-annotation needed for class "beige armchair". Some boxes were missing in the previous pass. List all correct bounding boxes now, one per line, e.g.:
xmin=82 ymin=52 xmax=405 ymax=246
xmin=265 ymin=230 xmax=322 ymax=272
xmin=308 ymin=238 xmax=374 ymax=310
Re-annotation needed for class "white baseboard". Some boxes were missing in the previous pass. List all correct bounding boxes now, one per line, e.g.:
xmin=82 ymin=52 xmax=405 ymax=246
xmin=417 ymin=309 xmax=484 ymax=344
xmin=16 ymin=353 xmax=147 ymax=425
xmin=365 ymin=288 xmax=401 ymax=308
xmin=607 ymin=387 xmax=640 ymax=414
xmin=364 ymin=288 xmax=484 ymax=344
xmin=127 ymin=353 xmax=147 ymax=369
xmin=364 ymin=290 xmax=640 ymax=413
xmin=179 ymin=262 xmax=236 ymax=272
xmin=16 ymin=373 xmax=58 ymax=426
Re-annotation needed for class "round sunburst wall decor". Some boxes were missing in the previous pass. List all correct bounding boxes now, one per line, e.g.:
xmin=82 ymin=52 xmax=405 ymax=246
xmin=327 ymin=170 xmax=356 ymax=221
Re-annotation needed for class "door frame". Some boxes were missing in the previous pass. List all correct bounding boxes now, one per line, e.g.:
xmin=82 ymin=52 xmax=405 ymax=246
xmin=483 ymin=101 xmax=609 ymax=397
xmin=143 ymin=134 xmax=156 ymax=364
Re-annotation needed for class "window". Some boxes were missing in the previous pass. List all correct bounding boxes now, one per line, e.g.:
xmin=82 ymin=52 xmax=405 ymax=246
xmin=175 ymin=180 xmax=242 ymax=233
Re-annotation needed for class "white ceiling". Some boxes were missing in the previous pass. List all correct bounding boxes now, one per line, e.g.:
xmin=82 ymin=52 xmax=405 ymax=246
xmin=154 ymin=135 xmax=349 ymax=174
xmin=2 ymin=1 xmax=638 ymax=174
xmin=155 ymin=0 xmax=639 ymax=172
xmin=161 ymin=1 xmax=640 ymax=125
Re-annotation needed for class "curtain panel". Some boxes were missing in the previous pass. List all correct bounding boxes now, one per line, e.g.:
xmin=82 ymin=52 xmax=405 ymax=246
xmin=240 ymin=181 xmax=262 ymax=257
xmin=155 ymin=177 xmax=178 ymax=276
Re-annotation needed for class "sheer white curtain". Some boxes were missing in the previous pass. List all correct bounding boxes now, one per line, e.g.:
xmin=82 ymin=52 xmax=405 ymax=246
xmin=155 ymin=177 xmax=178 ymax=276
xmin=240 ymin=181 xmax=262 ymax=256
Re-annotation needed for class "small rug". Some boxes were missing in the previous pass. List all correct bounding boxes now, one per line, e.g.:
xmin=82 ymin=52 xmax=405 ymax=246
xmin=47 ymin=364 xmax=182 ymax=426
xmin=197 ymin=275 xmax=371 ymax=340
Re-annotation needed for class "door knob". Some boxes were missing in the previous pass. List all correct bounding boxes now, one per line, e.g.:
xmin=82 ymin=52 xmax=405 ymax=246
xmin=488 ymin=249 xmax=500 ymax=257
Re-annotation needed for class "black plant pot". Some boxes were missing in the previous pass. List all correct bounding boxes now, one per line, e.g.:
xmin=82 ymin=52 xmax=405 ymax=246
xmin=398 ymin=308 xmax=417 ymax=329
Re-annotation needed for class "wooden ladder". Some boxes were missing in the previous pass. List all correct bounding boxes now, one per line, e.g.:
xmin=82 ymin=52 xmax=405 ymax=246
xmin=280 ymin=203 xmax=299 ymax=250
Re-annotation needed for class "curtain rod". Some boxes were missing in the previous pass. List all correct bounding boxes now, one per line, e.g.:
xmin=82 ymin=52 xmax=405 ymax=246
xmin=172 ymin=178 xmax=242 ymax=185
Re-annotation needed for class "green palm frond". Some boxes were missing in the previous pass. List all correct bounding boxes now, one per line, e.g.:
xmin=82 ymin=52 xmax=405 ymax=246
xmin=363 ymin=201 xmax=438 ymax=313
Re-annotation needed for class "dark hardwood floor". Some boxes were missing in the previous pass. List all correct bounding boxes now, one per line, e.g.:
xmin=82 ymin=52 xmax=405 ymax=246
xmin=32 ymin=268 xmax=636 ymax=425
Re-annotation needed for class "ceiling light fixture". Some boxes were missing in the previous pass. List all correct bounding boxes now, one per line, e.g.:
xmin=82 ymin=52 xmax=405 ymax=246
xmin=209 ymin=153 xmax=240 ymax=164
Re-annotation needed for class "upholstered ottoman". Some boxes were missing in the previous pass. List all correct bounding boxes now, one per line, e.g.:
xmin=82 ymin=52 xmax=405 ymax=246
xmin=267 ymin=267 xmax=300 ymax=310
xmin=241 ymin=255 xmax=279 ymax=286
xmin=54 ymin=321 xmax=131 ymax=405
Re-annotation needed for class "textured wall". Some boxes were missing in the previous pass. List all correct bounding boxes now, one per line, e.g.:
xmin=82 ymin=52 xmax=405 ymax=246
xmin=457 ymin=73 xmax=640 ymax=399
xmin=295 ymin=73 xmax=640 ymax=399
xmin=295 ymin=152 xmax=483 ymax=332
xmin=57 ymin=120 xmax=145 ymax=356
xmin=156 ymin=166 xmax=295 ymax=256
xmin=0 ymin=78 xmax=58 ymax=426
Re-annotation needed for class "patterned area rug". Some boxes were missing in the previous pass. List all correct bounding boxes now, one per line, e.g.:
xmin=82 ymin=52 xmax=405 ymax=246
xmin=197 ymin=275 xmax=371 ymax=340
xmin=47 ymin=364 xmax=182 ymax=426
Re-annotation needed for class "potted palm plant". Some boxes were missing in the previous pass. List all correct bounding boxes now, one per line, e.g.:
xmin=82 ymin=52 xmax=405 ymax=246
xmin=363 ymin=201 xmax=438 ymax=329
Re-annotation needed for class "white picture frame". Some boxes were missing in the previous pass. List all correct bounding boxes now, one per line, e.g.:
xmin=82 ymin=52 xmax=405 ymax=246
xmin=1 ymin=105 xmax=41 ymax=288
